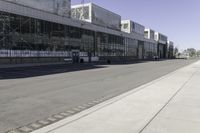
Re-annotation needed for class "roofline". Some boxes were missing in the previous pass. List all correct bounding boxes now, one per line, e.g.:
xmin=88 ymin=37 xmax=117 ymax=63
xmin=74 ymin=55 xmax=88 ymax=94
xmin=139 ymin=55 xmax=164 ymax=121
xmin=0 ymin=0 xmax=164 ymax=44
xmin=121 ymin=19 xmax=145 ymax=28
xmin=0 ymin=0 xmax=148 ymax=42
xmin=145 ymin=28 xmax=155 ymax=32
xmin=71 ymin=2 xmax=92 ymax=8
xmin=155 ymin=32 xmax=168 ymax=38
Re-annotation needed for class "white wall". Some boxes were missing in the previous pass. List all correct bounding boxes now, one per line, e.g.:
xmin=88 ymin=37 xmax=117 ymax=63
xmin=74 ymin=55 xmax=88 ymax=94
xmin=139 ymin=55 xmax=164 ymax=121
xmin=72 ymin=3 xmax=121 ymax=31
xmin=121 ymin=20 xmax=131 ymax=33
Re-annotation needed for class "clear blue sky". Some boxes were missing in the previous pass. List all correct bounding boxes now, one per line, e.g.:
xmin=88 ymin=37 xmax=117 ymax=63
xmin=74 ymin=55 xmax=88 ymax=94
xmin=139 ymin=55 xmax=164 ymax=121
xmin=72 ymin=0 xmax=200 ymax=51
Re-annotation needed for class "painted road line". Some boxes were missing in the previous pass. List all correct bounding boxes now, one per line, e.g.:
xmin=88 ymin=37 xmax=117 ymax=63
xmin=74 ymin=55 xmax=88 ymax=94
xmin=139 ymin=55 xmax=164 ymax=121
xmin=53 ymin=114 xmax=64 ymax=119
xmin=47 ymin=117 xmax=57 ymax=122
xmin=38 ymin=120 xmax=49 ymax=125
xmin=59 ymin=112 xmax=70 ymax=117
xmin=7 ymin=130 xmax=21 ymax=133
xmin=29 ymin=123 xmax=42 ymax=129
xmin=18 ymin=126 xmax=33 ymax=132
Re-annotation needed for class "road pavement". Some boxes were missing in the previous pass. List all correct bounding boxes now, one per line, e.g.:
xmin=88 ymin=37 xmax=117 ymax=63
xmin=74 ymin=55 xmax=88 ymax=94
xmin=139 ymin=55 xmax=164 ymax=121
xmin=33 ymin=60 xmax=200 ymax=133
xmin=0 ymin=59 xmax=197 ymax=132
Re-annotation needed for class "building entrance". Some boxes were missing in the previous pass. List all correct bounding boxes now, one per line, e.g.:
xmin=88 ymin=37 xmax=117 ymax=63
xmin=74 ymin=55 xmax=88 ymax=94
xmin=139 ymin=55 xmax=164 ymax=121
xmin=72 ymin=50 xmax=80 ymax=63
xmin=138 ymin=41 xmax=144 ymax=59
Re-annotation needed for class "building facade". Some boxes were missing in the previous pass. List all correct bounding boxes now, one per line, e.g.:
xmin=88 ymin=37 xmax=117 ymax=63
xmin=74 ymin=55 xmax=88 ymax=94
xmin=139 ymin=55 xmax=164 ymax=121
xmin=121 ymin=20 xmax=145 ymax=35
xmin=4 ymin=0 xmax=71 ymax=17
xmin=155 ymin=32 xmax=168 ymax=58
xmin=168 ymin=41 xmax=174 ymax=58
xmin=144 ymin=29 xmax=155 ymax=40
xmin=143 ymin=29 xmax=157 ymax=58
xmin=0 ymin=0 xmax=174 ymax=64
xmin=71 ymin=3 xmax=121 ymax=31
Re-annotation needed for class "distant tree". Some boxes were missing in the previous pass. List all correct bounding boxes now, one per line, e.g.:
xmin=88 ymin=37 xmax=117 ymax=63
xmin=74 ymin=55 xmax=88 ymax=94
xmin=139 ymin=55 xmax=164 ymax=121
xmin=178 ymin=53 xmax=181 ymax=57
xmin=197 ymin=50 xmax=200 ymax=57
xmin=168 ymin=44 xmax=174 ymax=58
xmin=174 ymin=47 xmax=179 ymax=57
xmin=186 ymin=48 xmax=197 ymax=57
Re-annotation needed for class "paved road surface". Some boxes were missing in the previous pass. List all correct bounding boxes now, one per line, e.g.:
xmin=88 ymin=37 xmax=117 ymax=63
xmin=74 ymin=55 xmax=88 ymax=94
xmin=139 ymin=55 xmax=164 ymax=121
xmin=33 ymin=60 xmax=200 ymax=133
xmin=0 ymin=59 xmax=197 ymax=132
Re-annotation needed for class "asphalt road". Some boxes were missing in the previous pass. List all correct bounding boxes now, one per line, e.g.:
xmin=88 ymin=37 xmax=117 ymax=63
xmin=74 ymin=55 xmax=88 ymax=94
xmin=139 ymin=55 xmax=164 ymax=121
xmin=0 ymin=59 xmax=197 ymax=132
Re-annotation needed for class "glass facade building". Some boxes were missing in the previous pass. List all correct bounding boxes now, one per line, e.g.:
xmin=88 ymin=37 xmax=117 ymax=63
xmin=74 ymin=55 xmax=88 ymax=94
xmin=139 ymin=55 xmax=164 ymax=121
xmin=144 ymin=41 xmax=157 ymax=58
xmin=0 ymin=11 xmax=94 ymax=57
xmin=0 ymin=10 xmax=139 ymax=58
xmin=0 ymin=1 xmax=172 ymax=64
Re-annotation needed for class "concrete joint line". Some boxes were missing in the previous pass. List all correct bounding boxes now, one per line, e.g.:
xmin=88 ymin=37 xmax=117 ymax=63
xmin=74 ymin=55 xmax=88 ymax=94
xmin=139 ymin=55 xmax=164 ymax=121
xmin=138 ymin=70 xmax=198 ymax=133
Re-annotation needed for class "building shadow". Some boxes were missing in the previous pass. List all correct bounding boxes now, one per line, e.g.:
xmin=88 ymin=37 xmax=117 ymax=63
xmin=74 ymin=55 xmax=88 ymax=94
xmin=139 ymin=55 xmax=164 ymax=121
xmin=98 ymin=59 xmax=167 ymax=65
xmin=0 ymin=59 xmax=175 ymax=80
xmin=0 ymin=63 xmax=106 ymax=80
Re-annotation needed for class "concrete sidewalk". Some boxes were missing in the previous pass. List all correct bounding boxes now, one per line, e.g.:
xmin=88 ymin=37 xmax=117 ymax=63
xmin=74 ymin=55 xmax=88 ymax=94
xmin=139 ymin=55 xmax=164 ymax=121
xmin=33 ymin=60 xmax=200 ymax=133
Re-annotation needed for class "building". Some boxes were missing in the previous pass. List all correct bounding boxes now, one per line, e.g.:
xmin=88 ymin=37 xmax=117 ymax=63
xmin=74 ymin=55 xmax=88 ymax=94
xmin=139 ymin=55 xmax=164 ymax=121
xmin=3 ymin=0 xmax=71 ymax=17
xmin=144 ymin=28 xmax=155 ymax=40
xmin=155 ymin=32 xmax=168 ymax=58
xmin=143 ymin=28 xmax=157 ymax=59
xmin=121 ymin=20 xmax=145 ymax=35
xmin=168 ymin=41 xmax=174 ymax=58
xmin=0 ymin=0 xmax=174 ymax=65
xmin=121 ymin=20 xmax=146 ymax=59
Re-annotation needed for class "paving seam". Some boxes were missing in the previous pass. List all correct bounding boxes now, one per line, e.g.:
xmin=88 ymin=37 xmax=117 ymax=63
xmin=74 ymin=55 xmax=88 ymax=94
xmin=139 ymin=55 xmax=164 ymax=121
xmin=138 ymin=70 xmax=198 ymax=133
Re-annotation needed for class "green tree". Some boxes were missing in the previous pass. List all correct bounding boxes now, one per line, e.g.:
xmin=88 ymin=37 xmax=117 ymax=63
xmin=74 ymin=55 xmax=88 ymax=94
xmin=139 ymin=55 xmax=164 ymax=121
xmin=197 ymin=50 xmax=200 ymax=57
xmin=174 ymin=47 xmax=179 ymax=57
xmin=186 ymin=48 xmax=196 ymax=57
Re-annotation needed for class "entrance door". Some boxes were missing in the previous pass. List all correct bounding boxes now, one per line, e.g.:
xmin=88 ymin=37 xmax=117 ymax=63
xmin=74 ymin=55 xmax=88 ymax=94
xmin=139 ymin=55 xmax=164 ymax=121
xmin=158 ymin=44 xmax=165 ymax=58
xmin=0 ymin=21 xmax=3 ymax=42
xmin=138 ymin=41 xmax=144 ymax=59
xmin=0 ymin=20 xmax=5 ymax=48
xmin=72 ymin=50 xmax=80 ymax=63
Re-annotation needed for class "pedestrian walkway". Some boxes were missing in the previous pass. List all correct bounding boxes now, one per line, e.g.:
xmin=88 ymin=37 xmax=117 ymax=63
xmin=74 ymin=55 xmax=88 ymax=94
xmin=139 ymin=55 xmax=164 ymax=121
xmin=33 ymin=60 xmax=200 ymax=133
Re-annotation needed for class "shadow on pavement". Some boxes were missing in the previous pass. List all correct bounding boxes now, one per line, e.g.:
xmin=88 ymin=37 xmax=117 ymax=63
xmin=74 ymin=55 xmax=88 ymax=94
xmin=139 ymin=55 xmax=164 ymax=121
xmin=0 ymin=64 xmax=106 ymax=80
xmin=0 ymin=59 xmax=182 ymax=80
xmin=98 ymin=59 xmax=168 ymax=65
